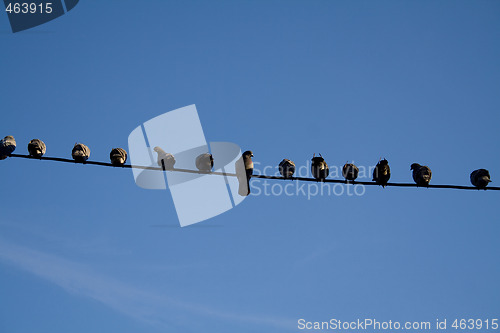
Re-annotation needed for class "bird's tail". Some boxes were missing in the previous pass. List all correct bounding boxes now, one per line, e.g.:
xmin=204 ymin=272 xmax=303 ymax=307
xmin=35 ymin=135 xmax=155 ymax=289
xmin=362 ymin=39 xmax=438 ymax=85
xmin=238 ymin=176 xmax=250 ymax=196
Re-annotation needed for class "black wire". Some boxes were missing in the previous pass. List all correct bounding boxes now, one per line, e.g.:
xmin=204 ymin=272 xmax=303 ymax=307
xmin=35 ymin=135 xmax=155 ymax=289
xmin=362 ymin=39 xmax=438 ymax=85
xmin=7 ymin=153 xmax=500 ymax=191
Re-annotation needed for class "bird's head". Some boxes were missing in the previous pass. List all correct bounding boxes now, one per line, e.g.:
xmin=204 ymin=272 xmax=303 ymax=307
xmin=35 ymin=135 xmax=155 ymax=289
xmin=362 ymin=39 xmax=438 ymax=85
xmin=410 ymin=163 xmax=421 ymax=170
xmin=482 ymin=176 xmax=492 ymax=183
xmin=379 ymin=159 xmax=388 ymax=165
xmin=312 ymin=156 xmax=325 ymax=163
xmin=243 ymin=150 xmax=253 ymax=158
xmin=153 ymin=146 xmax=165 ymax=154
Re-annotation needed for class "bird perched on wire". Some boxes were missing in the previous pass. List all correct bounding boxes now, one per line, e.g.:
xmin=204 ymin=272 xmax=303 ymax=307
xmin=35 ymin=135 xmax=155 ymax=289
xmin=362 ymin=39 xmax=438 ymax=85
xmin=0 ymin=135 xmax=16 ymax=160
xmin=154 ymin=146 xmax=175 ymax=170
xmin=27 ymin=139 xmax=46 ymax=158
xmin=279 ymin=159 xmax=295 ymax=178
xmin=109 ymin=148 xmax=127 ymax=166
xmin=236 ymin=150 xmax=254 ymax=196
xmin=195 ymin=153 xmax=214 ymax=172
xmin=72 ymin=143 xmax=90 ymax=162
xmin=342 ymin=162 xmax=359 ymax=182
xmin=411 ymin=163 xmax=432 ymax=186
xmin=470 ymin=169 xmax=492 ymax=189
xmin=311 ymin=154 xmax=329 ymax=181
xmin=372 ymin=159 xmax=391 ymax=187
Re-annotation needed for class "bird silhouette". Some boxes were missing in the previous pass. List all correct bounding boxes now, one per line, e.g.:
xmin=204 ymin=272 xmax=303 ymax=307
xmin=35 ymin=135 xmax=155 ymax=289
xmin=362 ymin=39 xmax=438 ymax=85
xmin=279 ymin=159 xmax=295 ymax=178
xmin=71 ymin=143 xmax=90 ymax=163
xmin=27 ymin=139 xmax=46 ymax=158
xmin=236 ymin=150 xmax=254 ymax=196
xmin=411 ymin=163 xmax=432 ymax=186
xmin=109 ymin=148 xmax=127 ymax=166
xmin=153 ymin=147 xmax=175 ymax=170
xmin=372 ymin=159 xmax=391 ymax=187
xmin=470 ymin=169 xmax=492 ymax=189
xmin=195 ymin=153 xmax=214 ymax=172
xmin=311 ymin=154 xmax=329 ymax=181
xmin=342 ymin=162 xmax=359 ymax=182
xmin=0 ymin=135 xmax=16 ymax=160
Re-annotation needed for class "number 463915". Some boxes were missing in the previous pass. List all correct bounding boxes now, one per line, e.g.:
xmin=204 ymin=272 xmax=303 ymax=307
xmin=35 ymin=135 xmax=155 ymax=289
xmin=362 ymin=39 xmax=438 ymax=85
xmin=5 ymin=3 xmax=53 ymax=14
xmin=452 ymin=319 xmax=499 ymax=330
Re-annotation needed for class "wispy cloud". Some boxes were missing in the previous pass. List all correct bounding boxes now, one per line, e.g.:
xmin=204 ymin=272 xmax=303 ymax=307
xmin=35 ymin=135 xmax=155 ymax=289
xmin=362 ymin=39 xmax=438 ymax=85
xmin=0 ymin=238 xmax=293 ymax=330
xmin=292 ymin=245 xmax=335 ymax=271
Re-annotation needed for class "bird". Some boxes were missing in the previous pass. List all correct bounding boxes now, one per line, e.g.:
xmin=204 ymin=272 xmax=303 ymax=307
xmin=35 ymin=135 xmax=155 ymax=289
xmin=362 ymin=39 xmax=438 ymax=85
xmin=470 ymin=169 xmax=492 ymax=189
xmin=195 ymin=153 xmax=214 ymax=172
xmin=236 ymin=150 xmax=254 ymax=196
xmin=311 ymin=154 xmax=329 ymax=181
xmin=109 ymin=148 xmax=127 ymax=166
xmin=27 ymin=139 xmax=46 ymax=158
xmin=279 ymin=159 xmax=295 ymax=178
xmin=411 ymin=163 xmax=432 ymax=186
xmin=153 ymin=146 xmax=175 ymax=170
xmin=342 ymin=162 xmax=359 ymax=182
xmin=372 ymin=159 xmax=391 ymax=187
xmin=72 ymin=143 xmax=90 ymax=162
xmin=0 ymin=135 xmax=16 ymax=160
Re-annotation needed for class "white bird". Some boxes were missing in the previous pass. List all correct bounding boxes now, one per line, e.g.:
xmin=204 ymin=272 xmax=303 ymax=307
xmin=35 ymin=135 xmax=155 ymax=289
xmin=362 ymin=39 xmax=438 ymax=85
xmin=154 ymin=147 xmax=175 ymax=170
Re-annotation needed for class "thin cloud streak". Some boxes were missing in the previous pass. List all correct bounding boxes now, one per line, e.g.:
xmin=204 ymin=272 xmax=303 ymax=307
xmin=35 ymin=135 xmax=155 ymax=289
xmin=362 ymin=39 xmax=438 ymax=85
xmin=0 ymin=238 xmax=293 ymax=330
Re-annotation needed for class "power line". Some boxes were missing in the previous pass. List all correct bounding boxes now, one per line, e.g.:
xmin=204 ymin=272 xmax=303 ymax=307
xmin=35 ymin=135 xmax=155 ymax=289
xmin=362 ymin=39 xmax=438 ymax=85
xmin=7 ymin=153 xmax=500 ymax=191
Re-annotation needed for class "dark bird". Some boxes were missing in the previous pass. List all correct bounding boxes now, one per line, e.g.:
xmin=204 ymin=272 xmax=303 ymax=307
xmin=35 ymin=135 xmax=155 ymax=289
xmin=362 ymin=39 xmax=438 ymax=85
xmin=372 ymin=159 xmax=391 ymax=187
xmin=470 ymin=169 xmax=492 ymax=189
xmin=311 ymin=154 xmax=329 ymax=181
xmin=109 ymin=148 xmax=127 ymax=166
xmin=236 ymin=150 xmax=254 ymax=196
xmin=0 ymin=135 xmax=16 ymax=160
xmin=27 ymin=139 xmax=46 ymax=158
xmin=342 ymin=162 xmax=359 ymax=181
xmin=195 ymin=153 xmax=214 ymax=172
xmin=154 ymin=147 xmax=175 ymax=170
xmin=411 ymin=163 xmax=432 ymax=186
xmin=72 ymin=143 xmax=90 ymax=162
xmin=279 ymin=159 xmax=295 ymax=178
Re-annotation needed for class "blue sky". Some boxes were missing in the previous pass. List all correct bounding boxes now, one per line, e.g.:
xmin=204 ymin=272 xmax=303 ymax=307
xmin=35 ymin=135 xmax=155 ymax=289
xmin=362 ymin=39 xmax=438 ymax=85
xmin=1 ymin=1 xmax=499 ymax=332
